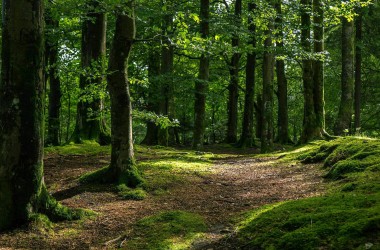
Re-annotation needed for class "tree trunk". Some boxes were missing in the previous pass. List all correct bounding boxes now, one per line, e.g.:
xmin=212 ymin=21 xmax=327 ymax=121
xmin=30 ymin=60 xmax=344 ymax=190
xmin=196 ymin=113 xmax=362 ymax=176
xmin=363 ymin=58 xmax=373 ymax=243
xmin=0 ymin=0 xmax=79 ymax=230
xmin=158 ymin=13 xmax=175 ymax=146
xmin=141 ymin=44 xmax=161 ymax=145
xmin=334 ymin=17 xmax=355 ymax=135
xmin=354 ymin=11 xmax=362 ymax=132
xmin=73 ymin=0 xmax=110 ymax=145
xmin=261 ymin=25 xmax=275 ymax=153
xmin=300 ymin=0 xmax=317 ymax=143
xmin=45 ymin=10 xmax=62 ymax=146
xmin=239 ymin=1 xmax=256 ymax=148
xmin=226 ymin=0 xmax=242 ymax=144
xmin=275 ymin=0 xmax=289 ymax=144
xmin=107 ymin=2 xmax=143 ymax=187
xmin=193 ymin=0 xmax=210 ymax=150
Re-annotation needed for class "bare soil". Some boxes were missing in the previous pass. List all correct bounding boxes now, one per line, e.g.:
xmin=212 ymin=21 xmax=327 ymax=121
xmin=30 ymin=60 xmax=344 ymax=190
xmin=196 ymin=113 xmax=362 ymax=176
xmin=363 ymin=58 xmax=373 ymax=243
xmin=0 ymin=152 xmax=326 ymax=250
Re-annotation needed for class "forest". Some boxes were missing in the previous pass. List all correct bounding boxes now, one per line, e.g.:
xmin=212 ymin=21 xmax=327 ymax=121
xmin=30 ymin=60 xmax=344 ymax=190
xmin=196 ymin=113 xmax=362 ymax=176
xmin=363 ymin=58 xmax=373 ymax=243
xmin=0 ymin=0 xmax=379 ymax=249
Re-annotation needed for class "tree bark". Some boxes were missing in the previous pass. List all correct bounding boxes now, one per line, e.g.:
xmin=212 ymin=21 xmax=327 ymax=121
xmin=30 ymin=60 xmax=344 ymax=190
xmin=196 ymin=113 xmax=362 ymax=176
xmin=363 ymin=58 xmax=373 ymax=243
xmin=158 ymin=13 xmax=175 ymax=146
xmin=275 ymin=0 xmax=289 ymax=144
xmin=334 ymin=17 xmax=355 ymax=135
xmin=261 ymin=24 xmax=275 ymax=153
xmin=354 ymin=11 xmax=362 ymax=132
xmin=239 ymin=1 xmax=256 ymax=148
xmin=107 ymin=2 xmax=142 ymax=187
xmin=45 ymin=8 xmax=62 ymax=146
xmin=226 ymin=0 xmax=242 ymax=144
xmin=300 ymin=0 xmax=317 ymax=143
xmin=73 ymin=0 xmax=110 ymax=145
xmin=193 ymin=0 xmax=210 ymax=150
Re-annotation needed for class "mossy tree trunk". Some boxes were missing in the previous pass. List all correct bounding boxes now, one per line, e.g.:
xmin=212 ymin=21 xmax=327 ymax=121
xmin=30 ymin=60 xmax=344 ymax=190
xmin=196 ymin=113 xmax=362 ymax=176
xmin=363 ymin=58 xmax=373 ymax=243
xmin=354 ymin=10 xmax=362 ymax=132
xmin=193 ymin=0 xmax=210 ymax=150
xmin=0 ymin=0 xmax=76 ymax=230
xmin=261 ymin=22 xmax=275 ymax=153
xmin=275 ymin=0 xmax=290 ymax=144
xmin=45 ymin=6 xmax=62 ymax=146
xmin=226 ymin=0 xmax=242 ymax=144
xmin=107 ymin=1 xmax=142 ymax=187
xmin=73 ymin=0 xmax=110 ymax=145
xmin=334 ymin=17 xmax=354 ymax=135
xmin=239 ymin=1 xmax=256 ymax=148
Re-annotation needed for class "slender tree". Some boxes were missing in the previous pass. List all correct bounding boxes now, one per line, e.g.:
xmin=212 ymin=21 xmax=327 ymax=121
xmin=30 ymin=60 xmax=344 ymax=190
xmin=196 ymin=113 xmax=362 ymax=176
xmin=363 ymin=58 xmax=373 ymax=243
xmin=106 ymin=1 xmax=143 ymax=186
xmin=354 ymin=10 xmax=362 ymax=132
xmin=193 ymin=0 xmax=210 ymax=150
xmin=0 ymin=0 xmax=79 ymax=230
xmin=226 ymin=0 xmax=242 ymax=144
xmin=46 ymin=4 xmax=62 ymax=146
xmin=261 ymin=8 xmax=275 ymax=153
xmin=275 ymin=0 xmax=289 ymax=144
xmin=300 ymin=0 xmax=317 ymax=143
xmin=239 ymin=1 xmax=256 ymax=148
xmin=72 ymin=0 xmax=110 ymax=144
xmin=334 ymin=16 xmax=355 ymax=135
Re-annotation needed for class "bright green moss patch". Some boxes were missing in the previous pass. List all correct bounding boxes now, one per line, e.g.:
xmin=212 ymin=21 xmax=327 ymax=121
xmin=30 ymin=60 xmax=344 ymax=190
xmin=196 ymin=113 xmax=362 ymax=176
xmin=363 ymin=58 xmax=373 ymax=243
xmin=236 ymin=193 xmax=380 ymax=249
xmin=294 ymin=137 xmax=380 ymax=179
xmin=45 ymin=140 xmax=110 ymax=156
xmin=117 ymin=184 xmax=147 ymax=200
xmin=125 ymin=211 xmax=207 ymax=250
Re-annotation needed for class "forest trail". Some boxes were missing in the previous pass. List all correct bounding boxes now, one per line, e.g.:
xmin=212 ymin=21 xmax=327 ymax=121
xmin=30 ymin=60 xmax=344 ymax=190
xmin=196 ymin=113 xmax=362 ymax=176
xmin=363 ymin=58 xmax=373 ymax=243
xmin=0 ymin=153 xmax=326 ymax=249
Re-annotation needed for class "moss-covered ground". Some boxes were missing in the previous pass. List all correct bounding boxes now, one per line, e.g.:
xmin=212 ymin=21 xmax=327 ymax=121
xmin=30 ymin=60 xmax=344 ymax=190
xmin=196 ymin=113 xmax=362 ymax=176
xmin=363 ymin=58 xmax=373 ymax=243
xmin=233 ymin=137 xmax=380 ymax=249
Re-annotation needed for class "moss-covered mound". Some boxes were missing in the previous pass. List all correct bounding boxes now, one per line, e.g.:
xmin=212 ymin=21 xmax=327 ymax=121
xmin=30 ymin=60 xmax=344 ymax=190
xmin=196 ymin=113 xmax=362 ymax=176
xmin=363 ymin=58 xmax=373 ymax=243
xmin=234 ymin=137 xmax=380 ymax=249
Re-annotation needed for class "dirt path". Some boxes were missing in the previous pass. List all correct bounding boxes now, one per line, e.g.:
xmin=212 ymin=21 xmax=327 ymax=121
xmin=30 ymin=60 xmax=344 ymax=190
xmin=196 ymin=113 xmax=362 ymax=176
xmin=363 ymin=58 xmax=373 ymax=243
xmin=0 ymin=154 xmax=325 ymax=249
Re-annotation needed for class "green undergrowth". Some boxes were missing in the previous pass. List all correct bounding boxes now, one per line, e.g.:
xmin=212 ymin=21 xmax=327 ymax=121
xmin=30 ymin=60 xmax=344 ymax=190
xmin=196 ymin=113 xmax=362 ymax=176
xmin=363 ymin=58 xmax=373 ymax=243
xmin=234 ymin=137 xmax=380 ymax=249
xmin=124 ymin=210 xmax=207 ymax=250
xmin=45 ymin=140 xmax=110 ymax=156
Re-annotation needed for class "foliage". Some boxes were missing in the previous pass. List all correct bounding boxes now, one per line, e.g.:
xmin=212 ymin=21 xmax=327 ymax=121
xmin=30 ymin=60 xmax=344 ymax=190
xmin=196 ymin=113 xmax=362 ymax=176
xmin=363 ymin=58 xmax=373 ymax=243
xmin=125 ymin=211 xmax=207 ymax=250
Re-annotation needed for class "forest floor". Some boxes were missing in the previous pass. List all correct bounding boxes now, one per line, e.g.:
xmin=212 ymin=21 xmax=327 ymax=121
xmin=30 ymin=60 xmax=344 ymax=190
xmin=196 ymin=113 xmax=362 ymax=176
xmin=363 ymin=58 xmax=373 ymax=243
xmin=0 ymin=144 xmax=327 ymax=249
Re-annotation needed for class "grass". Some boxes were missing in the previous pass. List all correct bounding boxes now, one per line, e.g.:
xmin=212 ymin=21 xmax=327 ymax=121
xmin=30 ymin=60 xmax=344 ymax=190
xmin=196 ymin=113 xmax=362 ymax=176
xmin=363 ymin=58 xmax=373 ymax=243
xmin=233 ymin=137 xmax=380 ymax=249
xmin=124 ymin=211 xmax=207 ymax=250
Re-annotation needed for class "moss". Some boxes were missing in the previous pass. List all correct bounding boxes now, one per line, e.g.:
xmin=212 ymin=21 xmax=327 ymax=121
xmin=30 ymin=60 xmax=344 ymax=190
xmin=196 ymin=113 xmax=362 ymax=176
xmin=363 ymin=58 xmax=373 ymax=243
xmin=117 ymin=184 xmax=147 ymax=200
xmin=125 ymin=211 xmax=207 ymax=249
xmin=38 ymin=186 xmax=95 ymax=222
xmin=236 ymin=194 xmax=380 ymax=249
xmin=28 ymin=213 xmax=54 ymax=231
xmin=45 ymin=140 xmax=110 ymax=156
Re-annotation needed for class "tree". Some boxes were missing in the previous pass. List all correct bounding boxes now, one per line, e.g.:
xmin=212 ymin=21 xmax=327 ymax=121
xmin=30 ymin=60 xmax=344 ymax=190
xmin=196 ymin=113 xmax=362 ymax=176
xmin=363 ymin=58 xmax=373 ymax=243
xmin=46 ymin=2 xmax=62 ymax=146
xmin=261 ymin=11 xmax=275 ymax=153
xmin=334 ymin=15 xmax=354 ymax=135
xmin=354 ymin=9 xmax=362 ymax=132
xmin=72 ymin=0 xmax=110 ymax=145
xmin=275 ymin=0 xmax=290 ymax=144
xmin=106 ymin=1 xmax=143 ymax=186
xmin=193 ymin=0 xmax=210 ymax=150
xmin=226 ymin=0 xmax=242 ymax=144
xmin=239 ymin=1 xmax=257 ymax=148
xmin=0 ymin=0 xmax=81 ymax=230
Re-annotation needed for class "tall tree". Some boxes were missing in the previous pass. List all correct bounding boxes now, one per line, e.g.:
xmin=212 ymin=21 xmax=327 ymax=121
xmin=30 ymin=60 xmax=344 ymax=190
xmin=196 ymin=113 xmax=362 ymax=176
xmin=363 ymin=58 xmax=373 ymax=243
xmin=72 ymin=0 xmax=110 ymax=144
xmin=300 ymin=0 xmax=317 ymax=143
xmin=261 ymin=16 xmax=275 ymax=153
xmin=275 ymin=0 xmax=289 ymax=144
xmin=239 ymin=1 xmax=256 ymax=148
xmin=0 ymin=0 xmax=78 ymax=230
xmin=334 ymin=16 xmax=355 ymax=135
xmin=193 ymin=0 xmax=210 ymax=150
xmin=226 ymin=0 xmax=242 ymax=144
xmin=46 ymin=3 xmax=62 ymax=146
xmin=106 ymin=1 xmax=143 ymax=186
xmin=354 ymin=10 xmax=362 ymax=132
